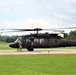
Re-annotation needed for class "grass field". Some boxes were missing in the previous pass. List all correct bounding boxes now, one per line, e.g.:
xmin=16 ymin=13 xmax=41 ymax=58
xmin=0 ymin=42 xmax=14 ymax=50
xmin=0 ymin=42 xmax=76 ymax=75
xmin=0 ymin=54 xmax=76 ymax=75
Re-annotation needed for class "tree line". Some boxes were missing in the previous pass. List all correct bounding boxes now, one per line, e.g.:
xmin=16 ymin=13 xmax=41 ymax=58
xmin=0 ymin=35 xmax=19 ymax=43
xmin=0 ymin=30 xmax=76 ymax=43
xmin=64 ymin=30 xmax=76 ymax=40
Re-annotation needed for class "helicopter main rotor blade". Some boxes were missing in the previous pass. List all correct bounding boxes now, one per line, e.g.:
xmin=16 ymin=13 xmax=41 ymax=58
xmin=0 ymin=26 xmax=76 ymax=33
xmin=43 ymin=29 xmax=64 ymax=32
xmin=1 ymin=28 xmax=42 ymax=31
xmin=0 ymin=28 xmax=43 ymax=33
xmin=42 ymin=26 xmax=76 ymax=32
xmin=48 ymin=27 xmax=76 ymax=29
xmin=1 ymin=28 xmax=64 ymax=33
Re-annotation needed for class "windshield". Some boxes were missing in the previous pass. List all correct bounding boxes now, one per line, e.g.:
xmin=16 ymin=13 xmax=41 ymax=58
xmin=14 ymin=37 xmax=22 ymax=43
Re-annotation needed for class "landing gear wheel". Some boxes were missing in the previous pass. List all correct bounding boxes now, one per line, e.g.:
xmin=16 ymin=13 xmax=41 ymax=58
xmin=27 ymin=47 xmax=34 ymax=51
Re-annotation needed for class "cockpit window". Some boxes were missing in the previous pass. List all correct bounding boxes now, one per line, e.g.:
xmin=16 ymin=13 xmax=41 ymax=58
xmin=14 ymin=37 xmax=22 ymax=43
xmin=14 ymin=38 xmax=19 ymax=43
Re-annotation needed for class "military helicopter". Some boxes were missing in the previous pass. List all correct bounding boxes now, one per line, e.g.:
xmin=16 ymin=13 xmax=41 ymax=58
xmin=1 ymin=27 xmax=76 ymax=51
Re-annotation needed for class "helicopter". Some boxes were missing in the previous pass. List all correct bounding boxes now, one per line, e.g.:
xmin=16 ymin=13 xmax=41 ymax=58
xmin=1 ymin=27 xmax=76 ymax=51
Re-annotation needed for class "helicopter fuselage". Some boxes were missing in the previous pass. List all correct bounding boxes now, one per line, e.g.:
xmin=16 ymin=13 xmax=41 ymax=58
xmin=9 ymin=33 xmax=76 ymax=51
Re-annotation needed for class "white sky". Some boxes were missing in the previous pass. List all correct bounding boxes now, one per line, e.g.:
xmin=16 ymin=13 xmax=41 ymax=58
xmin=0 ymin=0 xmax=76 ymax=35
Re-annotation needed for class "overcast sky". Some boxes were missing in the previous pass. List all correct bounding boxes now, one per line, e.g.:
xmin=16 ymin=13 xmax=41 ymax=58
xmin=0 ymin=0 xmax=76 ymax=35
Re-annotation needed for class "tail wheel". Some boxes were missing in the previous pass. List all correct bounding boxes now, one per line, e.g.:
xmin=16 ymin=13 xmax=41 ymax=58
xmin=27 ymin=47 xmax=34 ymax=51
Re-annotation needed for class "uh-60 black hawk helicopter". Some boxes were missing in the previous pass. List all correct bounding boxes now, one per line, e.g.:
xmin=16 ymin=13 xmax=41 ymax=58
xmin=1 ymin=27 xmax=76 ymax=51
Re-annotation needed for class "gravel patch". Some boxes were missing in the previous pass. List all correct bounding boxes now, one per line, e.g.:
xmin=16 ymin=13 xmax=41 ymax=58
xmin=0 ymin=49 xmax=76 ymax=55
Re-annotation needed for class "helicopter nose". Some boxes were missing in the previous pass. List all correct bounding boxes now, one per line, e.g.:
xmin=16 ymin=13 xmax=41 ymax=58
xmin=9 ymin=44 xmax=13 ymax=47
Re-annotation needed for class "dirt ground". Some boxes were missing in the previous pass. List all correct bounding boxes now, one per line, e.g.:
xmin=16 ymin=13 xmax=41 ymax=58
xmin=0 ymin=49 xmax=76 ymax=55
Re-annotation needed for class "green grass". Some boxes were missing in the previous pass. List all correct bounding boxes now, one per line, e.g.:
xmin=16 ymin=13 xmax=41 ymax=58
xmin=0 ymin=54 xmax=76 ymax=75
xmin=0 ymin=42 xmax=14 ymax=50
xmin=0 ymin=41 xmax=76 ymax=75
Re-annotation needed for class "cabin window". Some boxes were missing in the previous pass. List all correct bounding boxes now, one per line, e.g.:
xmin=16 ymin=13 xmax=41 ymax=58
xmin=34 ymin=39 xmax=38 ymax=43
xmin=40 ymin=39 xmax=44 ymax=44
xmin=26 ymin=39 xmax=30 ymax=42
